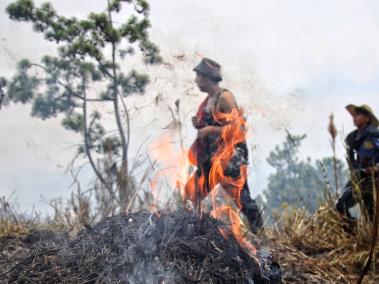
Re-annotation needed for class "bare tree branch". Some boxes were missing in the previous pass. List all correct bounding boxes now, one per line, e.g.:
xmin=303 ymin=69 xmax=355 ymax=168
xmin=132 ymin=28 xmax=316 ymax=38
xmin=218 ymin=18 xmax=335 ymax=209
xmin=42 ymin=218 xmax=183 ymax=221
xmin=82 ymin=77 xmax=112 ymax=193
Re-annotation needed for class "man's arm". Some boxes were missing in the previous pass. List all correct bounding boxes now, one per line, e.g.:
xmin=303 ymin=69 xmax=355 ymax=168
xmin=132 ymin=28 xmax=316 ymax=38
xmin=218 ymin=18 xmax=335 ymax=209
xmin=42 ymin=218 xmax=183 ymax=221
xmin=362 ymin=136 xmax=379 ymax=174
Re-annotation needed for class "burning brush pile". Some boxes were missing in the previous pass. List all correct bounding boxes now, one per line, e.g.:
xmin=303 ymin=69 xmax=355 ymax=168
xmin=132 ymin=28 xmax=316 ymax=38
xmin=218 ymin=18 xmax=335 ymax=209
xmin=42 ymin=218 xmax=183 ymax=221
xmin=2 ymin=208 xmax=280 ymax=283
xmin=1 ymin=94 xmax=284 ymax=282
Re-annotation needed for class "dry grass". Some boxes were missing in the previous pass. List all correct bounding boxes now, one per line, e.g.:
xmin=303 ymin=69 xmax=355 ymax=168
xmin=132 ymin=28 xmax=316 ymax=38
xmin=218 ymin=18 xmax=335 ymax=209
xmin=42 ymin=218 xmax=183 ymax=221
xmin=0 ymin=196 xmax=33 ymax=239
xmin=1 ymin=194 xmax=378 ymax=283
xmin=262 ymin=198 xmax=379 ymax=283
xmin=1 ymin=180 xmax=378 ymax=283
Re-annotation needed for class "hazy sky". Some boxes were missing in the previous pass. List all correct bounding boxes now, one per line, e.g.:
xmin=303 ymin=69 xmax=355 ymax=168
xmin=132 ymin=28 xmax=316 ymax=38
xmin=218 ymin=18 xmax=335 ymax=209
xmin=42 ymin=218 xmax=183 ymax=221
xmin=1 ymin=0 xmax=378 ymax=213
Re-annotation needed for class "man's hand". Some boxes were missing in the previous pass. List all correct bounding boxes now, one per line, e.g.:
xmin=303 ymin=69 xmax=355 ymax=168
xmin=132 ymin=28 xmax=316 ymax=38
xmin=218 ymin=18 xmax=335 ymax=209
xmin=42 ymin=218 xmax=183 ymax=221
xmin=192 ymin=115 xmax=199 ymax=129
xmin=363 ymin=166 xmax=379 ymax=175
xmin=352 ymin=166 xmax=379 ymax=178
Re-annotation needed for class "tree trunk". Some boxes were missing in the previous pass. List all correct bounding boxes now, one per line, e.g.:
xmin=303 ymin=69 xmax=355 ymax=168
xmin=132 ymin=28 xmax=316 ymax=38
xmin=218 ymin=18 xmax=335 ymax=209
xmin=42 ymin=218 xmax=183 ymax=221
xmin=108 ymin=1 xmax=130 ymax=209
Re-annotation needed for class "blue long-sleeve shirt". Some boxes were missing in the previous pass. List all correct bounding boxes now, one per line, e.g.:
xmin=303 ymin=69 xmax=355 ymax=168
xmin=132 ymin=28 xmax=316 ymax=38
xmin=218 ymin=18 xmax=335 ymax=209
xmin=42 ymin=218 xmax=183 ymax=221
xmin=346 ymin=124 xmax=379 ymax=171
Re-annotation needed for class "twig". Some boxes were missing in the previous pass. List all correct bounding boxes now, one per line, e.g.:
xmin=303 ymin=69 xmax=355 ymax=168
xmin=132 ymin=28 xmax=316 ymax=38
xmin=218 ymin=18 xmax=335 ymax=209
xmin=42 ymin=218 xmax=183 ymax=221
xmin=357 ymin=178 xmax=379 ymax=284
xmin=0 ymin=248 xmax=59 ymax=278
xmin=328 ymin=113 xmax=339 ymax=196
xmin=82 ymin=79 xmax=112 ymax=193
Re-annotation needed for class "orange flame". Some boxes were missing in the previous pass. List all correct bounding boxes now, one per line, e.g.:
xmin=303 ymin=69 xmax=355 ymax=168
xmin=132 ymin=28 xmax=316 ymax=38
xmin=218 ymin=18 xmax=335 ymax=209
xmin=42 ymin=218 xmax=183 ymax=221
xmin=214 ymin=205 xmax=256 ymax=255
xmin=148 ymin=131 xmax=191 ymax=206
xmin=148 ymin=107 xmax=256 ymax=256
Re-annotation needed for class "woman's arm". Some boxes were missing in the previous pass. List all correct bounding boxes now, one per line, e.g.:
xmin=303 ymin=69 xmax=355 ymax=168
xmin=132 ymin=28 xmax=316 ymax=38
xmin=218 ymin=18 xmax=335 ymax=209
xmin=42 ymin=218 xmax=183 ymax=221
xmin=218 ymin=91 xmax=237 ymax=114
xmin=197 ymin=91 xmax=238 ymax=138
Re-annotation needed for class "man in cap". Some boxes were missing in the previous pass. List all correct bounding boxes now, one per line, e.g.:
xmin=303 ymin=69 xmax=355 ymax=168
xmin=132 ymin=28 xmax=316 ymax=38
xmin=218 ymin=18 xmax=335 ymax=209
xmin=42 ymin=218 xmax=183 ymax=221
xmin=185 ymin=58 xmax=263 ymax=233
xmin=336 ymin=104 xmax=379 ymax=231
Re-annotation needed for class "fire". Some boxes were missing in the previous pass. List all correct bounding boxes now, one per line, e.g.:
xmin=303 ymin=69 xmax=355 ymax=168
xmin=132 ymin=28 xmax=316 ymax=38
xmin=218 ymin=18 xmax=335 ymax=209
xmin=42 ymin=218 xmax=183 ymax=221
xmin=148 ymin=131 xmax=191 ymax=206
xmin=148 ymin=107 xmax=256 ymax=256
xmin=209 ymin=108 xmax=247 ymax=208
xmin=213 ymin=204 xmax=257 ymax=256
xmin=209 ymin=108 xmax=257 ymax=255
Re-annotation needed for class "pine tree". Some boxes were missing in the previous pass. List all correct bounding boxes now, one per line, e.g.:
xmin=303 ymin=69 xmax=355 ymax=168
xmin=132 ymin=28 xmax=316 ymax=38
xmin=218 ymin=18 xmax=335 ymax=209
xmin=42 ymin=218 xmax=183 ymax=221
xmin=1 ymin=0 xmax=161 ymax=209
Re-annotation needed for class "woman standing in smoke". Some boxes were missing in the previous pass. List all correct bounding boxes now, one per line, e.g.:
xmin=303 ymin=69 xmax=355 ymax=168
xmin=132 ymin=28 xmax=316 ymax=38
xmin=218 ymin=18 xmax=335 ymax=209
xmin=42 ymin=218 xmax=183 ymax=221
xmin=185 ymin=58 xmax=263 ymax=233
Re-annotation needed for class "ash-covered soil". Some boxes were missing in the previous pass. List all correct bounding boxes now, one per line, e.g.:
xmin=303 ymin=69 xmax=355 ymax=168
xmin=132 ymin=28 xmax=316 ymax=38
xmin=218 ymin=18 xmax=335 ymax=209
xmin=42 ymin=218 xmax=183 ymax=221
xmin=1 ymin=209 xmax=281 ymax=283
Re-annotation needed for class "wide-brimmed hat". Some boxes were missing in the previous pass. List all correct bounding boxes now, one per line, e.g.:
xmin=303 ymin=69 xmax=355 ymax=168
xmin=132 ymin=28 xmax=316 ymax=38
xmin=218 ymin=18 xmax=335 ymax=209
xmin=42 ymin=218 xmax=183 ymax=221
xmin=193 ymin=58 xmax=222 ymax=82
xmin=346 ymin=104 xmax=379 ymax=128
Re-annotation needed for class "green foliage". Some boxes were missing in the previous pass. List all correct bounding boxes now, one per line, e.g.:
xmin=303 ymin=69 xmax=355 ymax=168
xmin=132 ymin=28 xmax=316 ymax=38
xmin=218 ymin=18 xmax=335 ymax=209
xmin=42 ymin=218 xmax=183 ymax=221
xmin=4 ymin=0 xmax=161 ymax=102
xmin=7 ymin=59 xmax=40 ymax=104
xmin=3 ymin=0 xmax=160 ymax=141
xmin=0 ymin=77 xmax=7 ymax=87
xmin=2 ymin=0 xmax=161 ymax=203
xmin=87 ymin=111 xmax=106 ymax=149
xmin=100 ymin=136 xmax=122 ymax=156
xmin=0 ymin=78 xmax=7 ymax=109
xmin=62 ymin=113 xmax=84 ymax=133
xmin=261 ymin=133 xmax=349 ymax=218
xmin=6 ymin=0 xmax=35 ymax=21
xmin=119 ymin=71 xmax=149 ymax=96
xmin=315 ymin=157 xmax=349 ymax=192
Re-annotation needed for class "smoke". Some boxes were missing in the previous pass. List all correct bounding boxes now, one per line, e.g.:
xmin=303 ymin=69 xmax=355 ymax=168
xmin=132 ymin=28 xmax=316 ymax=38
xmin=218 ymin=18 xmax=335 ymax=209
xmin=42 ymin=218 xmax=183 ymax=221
xmin=3 ymin=0 xmax=378 ymax=212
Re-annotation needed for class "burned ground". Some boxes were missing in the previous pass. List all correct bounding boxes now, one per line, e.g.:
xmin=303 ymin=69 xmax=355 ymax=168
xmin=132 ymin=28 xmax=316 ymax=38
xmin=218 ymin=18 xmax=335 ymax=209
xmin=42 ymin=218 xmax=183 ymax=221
xmin=1 ymin=209 xmax=280 ymax=283
xmin=1 ymin=202 xmax=379 ymax=283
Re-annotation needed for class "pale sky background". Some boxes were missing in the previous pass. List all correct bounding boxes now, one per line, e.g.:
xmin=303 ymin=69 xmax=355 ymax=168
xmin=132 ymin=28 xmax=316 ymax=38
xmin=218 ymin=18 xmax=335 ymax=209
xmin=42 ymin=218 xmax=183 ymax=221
xmin=1 ymin=0 xmax=378 ymax=213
